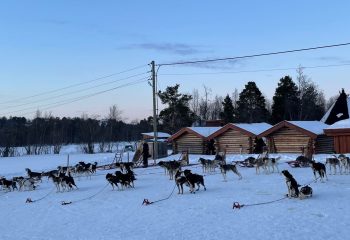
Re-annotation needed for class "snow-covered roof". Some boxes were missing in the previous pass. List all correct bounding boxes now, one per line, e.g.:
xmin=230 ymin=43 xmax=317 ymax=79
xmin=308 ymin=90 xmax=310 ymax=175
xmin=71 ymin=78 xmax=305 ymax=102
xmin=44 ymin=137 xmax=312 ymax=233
xmin=142 ymin=132 xmax=171 ymax=138
xmin=234 ymin=123 xmax=272 ymax=135
xmin=145 ymin=138 xmax=167 ymax=142
xmin=288 ymin=121 xmax=328 ymax=135
xmin=188 ymin=127 xmax=221 ymax=137
xmin=326 ymin=118 xmax=350 ymax=129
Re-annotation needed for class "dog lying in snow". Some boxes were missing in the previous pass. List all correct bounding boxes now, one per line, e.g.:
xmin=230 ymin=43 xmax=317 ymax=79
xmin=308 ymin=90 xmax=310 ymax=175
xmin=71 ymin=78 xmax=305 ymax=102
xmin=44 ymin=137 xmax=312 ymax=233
xmin=299 ymin=185 xmax=313 ymax=199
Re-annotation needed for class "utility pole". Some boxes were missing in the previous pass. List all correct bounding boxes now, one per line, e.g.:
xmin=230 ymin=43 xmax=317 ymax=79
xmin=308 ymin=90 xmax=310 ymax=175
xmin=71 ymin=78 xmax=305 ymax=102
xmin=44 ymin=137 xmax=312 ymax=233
xmin=151 ymin=61 xmax=158 ymax=163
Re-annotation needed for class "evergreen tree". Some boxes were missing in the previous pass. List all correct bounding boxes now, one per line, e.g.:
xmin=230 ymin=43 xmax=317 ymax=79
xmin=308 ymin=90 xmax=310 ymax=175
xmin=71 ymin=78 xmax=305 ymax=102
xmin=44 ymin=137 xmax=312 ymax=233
xmin=220 ymin=94 xmax=235 ymax=123
xmin=271 ymin=76 xmax=300 ymax=124
xmin=158 ymin=84 xmax=196 ymax=133
xmin=236 ymin=82 xmax=269 ymax=123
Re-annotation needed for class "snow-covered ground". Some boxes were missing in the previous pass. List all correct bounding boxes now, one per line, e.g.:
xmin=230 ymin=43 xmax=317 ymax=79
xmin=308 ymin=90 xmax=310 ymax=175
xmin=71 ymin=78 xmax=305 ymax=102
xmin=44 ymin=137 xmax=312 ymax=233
xmin=1 ymin=151 xmax=349 ymax=240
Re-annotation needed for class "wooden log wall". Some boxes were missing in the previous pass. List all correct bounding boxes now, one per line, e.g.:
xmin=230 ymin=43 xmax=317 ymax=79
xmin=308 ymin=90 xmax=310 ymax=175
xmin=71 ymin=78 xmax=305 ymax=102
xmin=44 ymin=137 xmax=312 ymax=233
xmin=315 ymin=135 xmax=334 ymax=154
xmin=267 ymin=126 xmax=310 ymax=153
xmin=215 ymin=129 xmax=252 ymax=154
xmin=174 ymin=132 xmax=205 ymax=154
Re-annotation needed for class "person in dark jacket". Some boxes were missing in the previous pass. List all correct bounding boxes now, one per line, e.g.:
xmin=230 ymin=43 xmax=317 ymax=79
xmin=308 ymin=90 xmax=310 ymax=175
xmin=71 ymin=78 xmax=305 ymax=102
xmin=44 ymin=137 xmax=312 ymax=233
xmin=142 ymin=142 xmax=149 ymax=168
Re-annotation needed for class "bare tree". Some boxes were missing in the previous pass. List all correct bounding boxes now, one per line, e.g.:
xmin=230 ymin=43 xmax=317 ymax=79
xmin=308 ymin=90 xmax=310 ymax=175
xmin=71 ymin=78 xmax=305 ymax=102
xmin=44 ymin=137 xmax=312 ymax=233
xmin=108 ymin=104 xmax=123 ymax=121
xmin=263 ymin=94 xmax=272 ymax=115
xmin=208 ymin=95 xmax=223 ymax=120
xmin=199 ymin=85 xmax=212 ymax=120
xmin=231 ymin=88 xmax=239 ymax=109
xmin=326 ymin=95 xmax=338 ymax=110
xmin=190 ymin=89 xmax=200 ymax=117
xmin=296 ymin=65 xmax=310 ymax=120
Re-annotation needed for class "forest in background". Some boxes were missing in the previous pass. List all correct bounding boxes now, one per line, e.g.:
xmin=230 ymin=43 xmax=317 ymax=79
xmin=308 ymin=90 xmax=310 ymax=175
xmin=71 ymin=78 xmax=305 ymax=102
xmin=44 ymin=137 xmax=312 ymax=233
xmin=0 ymin=68 xmax=343 ymax=156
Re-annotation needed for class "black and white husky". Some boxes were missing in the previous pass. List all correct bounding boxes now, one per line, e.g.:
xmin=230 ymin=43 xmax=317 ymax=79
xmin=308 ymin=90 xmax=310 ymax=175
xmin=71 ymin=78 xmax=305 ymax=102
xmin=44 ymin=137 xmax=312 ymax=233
xmin=281 ymin=170 xmax=299 ymax=198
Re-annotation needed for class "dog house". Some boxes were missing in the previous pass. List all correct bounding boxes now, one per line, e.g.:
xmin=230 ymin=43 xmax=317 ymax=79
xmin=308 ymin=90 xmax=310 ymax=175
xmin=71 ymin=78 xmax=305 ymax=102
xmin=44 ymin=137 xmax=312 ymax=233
xmin=207 ymin=123 xmax=272 ymax=154
xmin=169 ymin=127 xmax=221 ymax=154
xmin=258 ymin=121 xmax=333 ymax=154
xmin=324 ymin=119 xmax=350 ymax=153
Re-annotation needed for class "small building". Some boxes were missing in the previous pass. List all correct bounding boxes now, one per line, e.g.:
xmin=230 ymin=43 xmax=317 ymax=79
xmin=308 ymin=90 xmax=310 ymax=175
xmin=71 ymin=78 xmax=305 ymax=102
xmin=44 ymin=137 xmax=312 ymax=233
xmin=207 ymin=123 xmax=272 ymax=154
xmin=258 ymin=120 xmax=333 ymax=154
xmin=135 ymin=132 xmax=171 ymax=159
xmin=168 ymin=127 xmax=221 ymax=154
xmin=141 ymin=132 xmax=171 ymax=140
xmin=324 ymin=119 xmax=350 ymax=153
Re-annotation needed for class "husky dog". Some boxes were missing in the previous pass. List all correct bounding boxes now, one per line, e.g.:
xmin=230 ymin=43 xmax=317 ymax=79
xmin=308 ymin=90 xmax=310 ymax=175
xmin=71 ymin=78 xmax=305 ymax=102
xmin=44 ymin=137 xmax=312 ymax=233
xmin=183 ymin=170 xmax=206 ymax=194
xmin=218 ymin=163 xmax=242 ymax=181
xmin=338 ymin=154 xmax=350 ymax=174
xmin=281 ymin=170 xmax=299 ymax=198
xmin=158 ymin=161 xmax=181 ymax=180
xmin=106 ymin=173 xmax=120 ymax=190
xmin=198 ymin=158 xmax=217 ymax=173
xmin=263 ymin=156 xmax=281 ymax=173
xmin=326 ymin=157 xmax=340 ymax=175
xmin=174 ymin=170 xmax=188 ymax=194
xmin=254 ymin=158 xmax=266 ymax=174
xmin=310 ymin=160 xmax=328 ymax=182
xmin=25 ymin=168 xmax=42 ymax=182
xmin=299 ymin=185 xmax=313 ymax=199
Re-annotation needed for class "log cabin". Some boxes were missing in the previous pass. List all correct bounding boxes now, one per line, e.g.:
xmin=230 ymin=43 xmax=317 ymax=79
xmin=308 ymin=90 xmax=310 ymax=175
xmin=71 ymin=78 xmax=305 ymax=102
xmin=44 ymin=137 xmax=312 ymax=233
xmin=169 ymin=127 xmax=221 ymax=154
xmin=207 ymin=123 xmax=272 ymax=154
xmin=258 ymin=120 xmax=333 ymax=154
xmin=324 ymin=119 xmax=350 ymax=154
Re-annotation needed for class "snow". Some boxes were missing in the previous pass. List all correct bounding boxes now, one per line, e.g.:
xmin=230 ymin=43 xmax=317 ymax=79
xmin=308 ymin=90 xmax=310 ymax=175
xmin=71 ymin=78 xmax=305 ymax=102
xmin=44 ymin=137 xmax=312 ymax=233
xmin=1 ymin=150 xmax=350 ymax=240
xmin=233 ymin=123 xmax=272 ymax=135
xmin=326 ymin=118 xmax=350 ymax=129
xmin=142 ymin=132 xmax=171 ymax=138
xmin=189 ymin=127 xmax=222 ymax=137
xmin=288 ymin=121 xmax=329 ymax=135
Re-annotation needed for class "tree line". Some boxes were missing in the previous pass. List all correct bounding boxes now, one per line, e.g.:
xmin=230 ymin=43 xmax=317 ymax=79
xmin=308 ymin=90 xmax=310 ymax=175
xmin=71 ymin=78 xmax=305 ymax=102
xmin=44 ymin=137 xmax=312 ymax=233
xmin=0 ymin=67 xmax=340 ymax=156
xmin=0 ymin=106 xmax=153 ymax=157
xmin=158 ymin=67 xmax=336 ymax=133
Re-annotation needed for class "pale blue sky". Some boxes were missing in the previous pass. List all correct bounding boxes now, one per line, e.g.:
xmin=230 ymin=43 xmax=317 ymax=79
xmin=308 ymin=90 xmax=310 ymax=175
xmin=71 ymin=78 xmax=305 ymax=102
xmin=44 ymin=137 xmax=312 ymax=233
xmin=1 ymin=1 xmax=350 ymax=121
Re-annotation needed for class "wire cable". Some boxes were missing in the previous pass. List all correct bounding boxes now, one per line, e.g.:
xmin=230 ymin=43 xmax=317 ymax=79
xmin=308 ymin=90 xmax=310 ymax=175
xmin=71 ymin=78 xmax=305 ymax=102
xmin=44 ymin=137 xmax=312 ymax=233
xmin=1 ymin=72 xmax=149 ymax=110
xmin=0 ymin=64 xmax=148 ymax=105
xmin=2 ymin=77 xmax=149 ymax=117
xmin=158 ymin=63 xmax=350 ymax=76
xmin=158 ymin=42 xmax=350 ymax=66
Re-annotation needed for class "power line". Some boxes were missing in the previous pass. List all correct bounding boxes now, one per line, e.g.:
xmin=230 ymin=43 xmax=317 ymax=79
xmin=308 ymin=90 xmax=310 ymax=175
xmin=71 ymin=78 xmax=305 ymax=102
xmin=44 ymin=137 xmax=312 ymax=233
xmin=2 ymin=77 xmax=149 ymax=117
xmin=0 ymin=64 xmax=148 ymax=105
xmin=158 ymin=63 xmax=350 ymax=76
xmin=1 ymin=72 xmax=149 ymax=110
xmin=158 ymin=42 xmax=350 ymax=66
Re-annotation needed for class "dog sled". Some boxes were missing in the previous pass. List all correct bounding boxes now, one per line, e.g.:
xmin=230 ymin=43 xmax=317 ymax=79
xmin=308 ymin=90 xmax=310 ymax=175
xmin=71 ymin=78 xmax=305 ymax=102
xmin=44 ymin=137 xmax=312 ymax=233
xmin=286 ymin=156 xmax=311 ymax=168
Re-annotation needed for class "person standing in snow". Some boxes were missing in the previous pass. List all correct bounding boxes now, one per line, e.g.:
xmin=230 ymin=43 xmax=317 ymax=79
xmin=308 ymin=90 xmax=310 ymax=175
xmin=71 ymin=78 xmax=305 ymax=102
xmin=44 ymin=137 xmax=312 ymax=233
xmin=142 ymin=141 xmax=149 ymax=168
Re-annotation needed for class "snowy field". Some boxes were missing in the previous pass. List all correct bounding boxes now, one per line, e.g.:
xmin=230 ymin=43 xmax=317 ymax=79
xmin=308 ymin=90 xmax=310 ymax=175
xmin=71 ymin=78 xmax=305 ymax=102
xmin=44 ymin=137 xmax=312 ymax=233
xmin=1 ymin=150 xmax=350 ymax=240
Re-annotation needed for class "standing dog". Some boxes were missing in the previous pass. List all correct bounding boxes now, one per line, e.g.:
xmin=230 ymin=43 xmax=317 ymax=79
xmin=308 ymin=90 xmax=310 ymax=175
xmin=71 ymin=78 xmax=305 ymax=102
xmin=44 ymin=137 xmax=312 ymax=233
xmin=183 ymin=170 xmax=206 ymax=193
xmin=281 ymin=170 xmax=299 ymax=198
xmin=219 ymin=163 xmax=242 ymax=181
xmin=310 ymin=160 xmax=328 ymax=182
xmin=326 ymin=157 xmax=340 ymax=175
xmin=263 ymin=156 xmax=280 ymax=173
xmin=174 ymin=170 xmax=188 ymax=194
